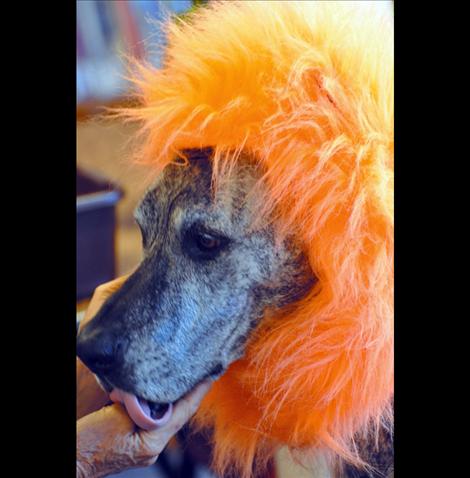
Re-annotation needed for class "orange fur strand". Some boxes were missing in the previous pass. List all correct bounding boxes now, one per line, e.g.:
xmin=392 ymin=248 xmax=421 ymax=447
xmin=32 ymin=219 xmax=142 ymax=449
xmin=117 ymin=2 xmax=393 ymax=476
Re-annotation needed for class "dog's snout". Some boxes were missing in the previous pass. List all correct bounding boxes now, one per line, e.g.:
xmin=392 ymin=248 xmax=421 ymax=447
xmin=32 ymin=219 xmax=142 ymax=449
xmin=77 ymin=324 xmax=126 ymax=375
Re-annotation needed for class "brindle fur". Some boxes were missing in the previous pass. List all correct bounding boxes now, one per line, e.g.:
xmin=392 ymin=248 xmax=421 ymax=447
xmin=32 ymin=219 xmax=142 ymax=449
xmin=77 ymin=149 xmax=393 ymax=477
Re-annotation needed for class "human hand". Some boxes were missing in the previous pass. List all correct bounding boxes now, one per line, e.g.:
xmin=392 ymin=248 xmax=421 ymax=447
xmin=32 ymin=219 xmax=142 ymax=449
xmin=78 ymin=275 xmax=131 ymax=333
xmin=77 ymin=379 xmax=212 ymax=478
xmin=77 ymin=275 xmax=130 ymax=420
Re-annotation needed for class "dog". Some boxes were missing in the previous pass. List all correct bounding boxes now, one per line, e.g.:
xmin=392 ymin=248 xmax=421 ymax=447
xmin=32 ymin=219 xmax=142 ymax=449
xmin=77 ymin=148 xmax=392 ymax=477
xmin=78 ymin=1 xmax=393 ymax=476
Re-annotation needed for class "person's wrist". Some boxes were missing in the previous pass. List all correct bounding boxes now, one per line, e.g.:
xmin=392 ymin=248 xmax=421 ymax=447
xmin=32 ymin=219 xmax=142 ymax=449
xmin=76 ymin=457 xmax=93 ymax=478
xmin=77 ymin=455 xmax=109 ymax=478
xmin=77 ymin=425 xmax=101 ymax=478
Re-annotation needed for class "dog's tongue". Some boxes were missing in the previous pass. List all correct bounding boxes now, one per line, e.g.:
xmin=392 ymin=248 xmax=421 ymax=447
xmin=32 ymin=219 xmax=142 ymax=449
xmin=109 ymin=388 xmax=173 ymax=431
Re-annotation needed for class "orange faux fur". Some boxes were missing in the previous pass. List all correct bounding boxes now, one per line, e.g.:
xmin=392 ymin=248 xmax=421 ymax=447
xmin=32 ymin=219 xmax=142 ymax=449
xmin=117 ymin=1 xmax=394 ymax=476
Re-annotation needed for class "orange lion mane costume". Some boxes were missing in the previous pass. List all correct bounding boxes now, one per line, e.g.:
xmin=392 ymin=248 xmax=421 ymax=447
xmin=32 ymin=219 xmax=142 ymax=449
xmin=118 ymin=1 xmax=393 ymax=476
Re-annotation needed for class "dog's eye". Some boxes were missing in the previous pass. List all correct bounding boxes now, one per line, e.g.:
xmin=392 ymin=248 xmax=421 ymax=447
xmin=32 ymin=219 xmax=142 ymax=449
xmin=196 ymin=233 xmax=220 ymax=251
xmin=184 ymin=226 xmax=229 ymax=260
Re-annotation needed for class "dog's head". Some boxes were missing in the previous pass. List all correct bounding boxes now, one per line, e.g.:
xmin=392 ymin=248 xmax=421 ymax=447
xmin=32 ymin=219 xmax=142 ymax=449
xmin=77 ymin=148 xmax=314 ymax=415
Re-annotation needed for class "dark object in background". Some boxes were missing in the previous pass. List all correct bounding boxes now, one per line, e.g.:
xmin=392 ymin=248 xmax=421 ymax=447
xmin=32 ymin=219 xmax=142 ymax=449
xmin=77 ymin=169 xmax=122 ymax=300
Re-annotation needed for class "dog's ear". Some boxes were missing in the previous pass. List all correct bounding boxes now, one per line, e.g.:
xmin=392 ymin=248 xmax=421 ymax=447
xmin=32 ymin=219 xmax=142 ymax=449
xmin=177 ymin=147 xmax=214 ymax=165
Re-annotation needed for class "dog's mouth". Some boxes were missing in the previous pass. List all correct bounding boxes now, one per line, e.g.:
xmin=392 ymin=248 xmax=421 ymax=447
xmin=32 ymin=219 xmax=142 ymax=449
xmin=94 ymin=363 xmax=224 ymax=431
xmin=109 ymin=388 xmax=174 ymax=430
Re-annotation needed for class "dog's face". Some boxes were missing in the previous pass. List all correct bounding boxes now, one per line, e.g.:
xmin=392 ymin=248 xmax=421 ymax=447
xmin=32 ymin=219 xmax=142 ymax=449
xmin=77 ymin=149 xmax=314 ymax=407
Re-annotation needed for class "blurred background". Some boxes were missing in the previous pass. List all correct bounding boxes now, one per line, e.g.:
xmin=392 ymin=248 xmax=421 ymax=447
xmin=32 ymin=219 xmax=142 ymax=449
xmin=77 ymin=0 xmax=192 ymax=107
xmin=77 ymin=0 xmax=198 ymax=306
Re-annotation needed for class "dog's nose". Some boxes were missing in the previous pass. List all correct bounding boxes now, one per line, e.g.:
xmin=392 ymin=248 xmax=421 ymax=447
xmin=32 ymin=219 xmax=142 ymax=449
xmin=77 ymin=324 xmax=125 ymax=375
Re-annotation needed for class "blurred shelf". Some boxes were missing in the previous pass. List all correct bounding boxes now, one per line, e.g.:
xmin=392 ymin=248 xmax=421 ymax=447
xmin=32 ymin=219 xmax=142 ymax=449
xmin=77 ymin=96 xmax=139 ymax=121
xmin=77 ymin=1 xmax=195 ymax=113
